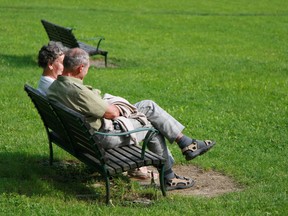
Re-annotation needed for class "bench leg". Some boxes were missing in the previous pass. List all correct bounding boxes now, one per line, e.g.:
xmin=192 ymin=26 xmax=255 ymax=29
xmin=104 ymin=175 xmax=111 ymax=205
xmin=104 ymin=54 xmax=107 ymax=67
xmin=159 ymin=164 xmax=167 ymax=197
xmin=49 ymin=141 xmax=53 ymax=166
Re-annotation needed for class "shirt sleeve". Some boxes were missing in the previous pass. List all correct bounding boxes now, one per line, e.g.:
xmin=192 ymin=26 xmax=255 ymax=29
xmin=74 ymin=87 xmax=108 ymax=118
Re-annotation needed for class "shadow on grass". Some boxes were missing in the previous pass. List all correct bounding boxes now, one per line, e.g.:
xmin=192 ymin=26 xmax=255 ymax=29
xmin=0 ymin=152 xmax=157 ymax=205
xmin=0 ymin=54 xmax=36 ymax=68
xmin=0 ymin=152 xmax=106 ymax=203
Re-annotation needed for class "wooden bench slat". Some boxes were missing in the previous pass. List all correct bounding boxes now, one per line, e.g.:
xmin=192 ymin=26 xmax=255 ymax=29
xmin=104 ymin=152 xmax=131 ymax=173
xmin=106 ymin=149 xmax=138 ymax=170
xmin=125 ymin=145 xmax=163 ymax=166
xmin=122 ymin=146 xmax=151 ymax=161
xmin=112 ymin=147 xmax=146 ymax=167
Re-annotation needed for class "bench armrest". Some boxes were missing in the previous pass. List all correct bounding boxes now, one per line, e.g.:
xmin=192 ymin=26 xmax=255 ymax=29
xmin=80 ymin=36 xmax=105 ymax=49
xmin=94 ymin=127 xmax=159 ymax=160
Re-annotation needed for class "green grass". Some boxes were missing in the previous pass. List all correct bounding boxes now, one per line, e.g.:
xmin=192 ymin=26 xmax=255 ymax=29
xmin=1 ymin=0 xmax=288 ymax=215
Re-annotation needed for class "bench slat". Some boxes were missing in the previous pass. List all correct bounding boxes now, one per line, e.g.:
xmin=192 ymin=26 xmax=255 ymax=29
xmin=111 ymin=147 xmax=145 ymax=167
xmin=105 ymin=152 xmax=130 ymax=173
xmin=124 ymin=145 xmax=163 ymax=166
xmin=106 ymin=149 xmax=137 ymax=170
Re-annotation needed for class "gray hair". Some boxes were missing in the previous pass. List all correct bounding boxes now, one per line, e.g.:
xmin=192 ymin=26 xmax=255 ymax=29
xmin=38 ymin=41 xmax=67 ymax=68
xmin=63 ymin=48 xmax=89 ymax=71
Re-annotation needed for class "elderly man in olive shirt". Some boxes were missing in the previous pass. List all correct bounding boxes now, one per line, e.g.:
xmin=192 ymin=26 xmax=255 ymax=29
xmin=47 ymin=48 xmax=215 ymax=191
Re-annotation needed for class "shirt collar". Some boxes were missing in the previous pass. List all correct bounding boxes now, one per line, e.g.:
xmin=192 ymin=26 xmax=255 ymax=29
xmin=57 ymin=75 xmax=83 ymax=84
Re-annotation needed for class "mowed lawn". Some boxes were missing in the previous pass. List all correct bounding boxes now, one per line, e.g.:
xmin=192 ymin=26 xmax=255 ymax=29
xmin=0 ymin=0 xmax=287 ymax=215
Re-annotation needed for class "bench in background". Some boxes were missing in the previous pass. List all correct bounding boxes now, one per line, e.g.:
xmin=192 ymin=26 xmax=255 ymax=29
xmin=24 ymin=84 xmax=166 ymax=204
xmin=41 ymin=19 xmax=108 ymax=67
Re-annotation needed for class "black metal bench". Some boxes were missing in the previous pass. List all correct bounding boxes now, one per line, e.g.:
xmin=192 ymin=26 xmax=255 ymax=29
xmin=41 ymin=19 xmax=108 ymax=67
xmin=24 ymin=84 xmax=166 ymax=204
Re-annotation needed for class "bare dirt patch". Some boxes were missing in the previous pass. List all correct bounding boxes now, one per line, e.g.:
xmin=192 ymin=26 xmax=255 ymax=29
xmin=134 ymin=164 xmax=242 ymax=198
xmin=39 ymin=160 xmax=242 ymax=204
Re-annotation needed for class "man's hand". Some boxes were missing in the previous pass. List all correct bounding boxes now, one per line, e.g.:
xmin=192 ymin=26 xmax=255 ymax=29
xmin=103 ymin=104 xmax=120 ymax=119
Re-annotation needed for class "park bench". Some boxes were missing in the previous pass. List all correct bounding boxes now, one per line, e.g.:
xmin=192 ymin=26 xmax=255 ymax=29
xmin=24 ymin=84 xmax=166 ymax=204
xmin=41 ymin=19 xmax=108 ymax=67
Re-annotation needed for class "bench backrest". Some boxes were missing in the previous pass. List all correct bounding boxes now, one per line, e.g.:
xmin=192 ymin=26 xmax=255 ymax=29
xmin=24 ymin=84 xmax=75 ymax=152
xmin=24 ymin=84 xmax=107 ymax=168
xmin=41 ymin=19 xmax=79 ymax=48
xmin=24 ymin=84 xmax=66 ymax=136
xmin=50 ymin=100 xmax=108 ymax=166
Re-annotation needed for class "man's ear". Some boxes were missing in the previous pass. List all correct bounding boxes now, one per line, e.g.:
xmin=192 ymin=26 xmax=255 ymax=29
xmin=76 ymin=64 xmax=84 ymax=74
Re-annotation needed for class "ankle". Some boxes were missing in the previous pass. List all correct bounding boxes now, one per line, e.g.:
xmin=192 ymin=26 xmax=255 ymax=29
xmin=164 ymin=169 xmax=175 ymax=180
xmin=177 ymin=135 xmax=193 ymax=149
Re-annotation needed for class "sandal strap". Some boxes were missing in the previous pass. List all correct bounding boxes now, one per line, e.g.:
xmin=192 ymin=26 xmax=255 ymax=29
xmin=166 ymin=174 xmax=192 ymax=187
xmin=204 ymin=140 xmax=213 ymax=145
xmin=181 ymin=140 xmax=212 ymax=153
xmin=181 ymin=142 xmax=197 ymax=153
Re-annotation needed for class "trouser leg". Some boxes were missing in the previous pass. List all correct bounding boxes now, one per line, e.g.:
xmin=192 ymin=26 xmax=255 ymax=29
xmin=146 ymin=132 xmax=175 ymax=172
xmin=129 ymin=117 xmax=175 ymax=172
xmin=134 ymin=100 xmax=185 ymax=143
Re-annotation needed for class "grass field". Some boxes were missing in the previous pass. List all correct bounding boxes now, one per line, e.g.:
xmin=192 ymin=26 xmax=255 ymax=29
xmin=0 ymin=0 xmax=287 ymax=215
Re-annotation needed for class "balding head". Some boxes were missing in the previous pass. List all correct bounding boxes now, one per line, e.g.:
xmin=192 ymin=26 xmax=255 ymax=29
xmin=63 ymin=48 xmax=90 ymax=72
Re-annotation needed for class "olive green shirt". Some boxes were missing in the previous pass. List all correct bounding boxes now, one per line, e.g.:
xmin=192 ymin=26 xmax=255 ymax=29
xmin=47 ymin=76 xmax=108 ymax=130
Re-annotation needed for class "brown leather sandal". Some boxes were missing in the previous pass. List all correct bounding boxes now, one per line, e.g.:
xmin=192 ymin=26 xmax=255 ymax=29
xmin=181 ymin=139 xmax=216 ymax=161
xmin=165 ymin=174 xmax=195 ymax=191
